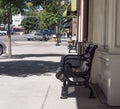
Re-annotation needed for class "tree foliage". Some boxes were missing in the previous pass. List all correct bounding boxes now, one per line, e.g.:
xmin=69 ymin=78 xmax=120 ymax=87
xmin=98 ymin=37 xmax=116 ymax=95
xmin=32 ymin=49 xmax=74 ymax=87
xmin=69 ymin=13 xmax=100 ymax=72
xmin=0 ymin=0 xmax=44 ymax=58
xmin=38 ymin=0 xmax=70 ymax=31
xmin=21 ymin=17 xmax=39 ymax=33
xmin=36 ymin=10 xmax=57 ymax=30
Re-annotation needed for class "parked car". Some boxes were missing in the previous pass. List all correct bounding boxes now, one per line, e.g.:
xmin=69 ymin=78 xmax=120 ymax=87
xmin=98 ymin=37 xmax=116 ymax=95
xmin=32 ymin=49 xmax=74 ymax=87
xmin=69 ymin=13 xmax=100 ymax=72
xmin=8 ymin=30 xmax=14 ymax=35
xmin=40 ymin=29 xmax=52 ymax=36
xmin=0 ymin=30 xmax=7 ymax=35
xmin=35 ymin=32 xmax=49 ymax=41
xmin=25 ymin=32 xmax=49 ymax=41
xmin=0 ymin=41 xmax=7 ymax=55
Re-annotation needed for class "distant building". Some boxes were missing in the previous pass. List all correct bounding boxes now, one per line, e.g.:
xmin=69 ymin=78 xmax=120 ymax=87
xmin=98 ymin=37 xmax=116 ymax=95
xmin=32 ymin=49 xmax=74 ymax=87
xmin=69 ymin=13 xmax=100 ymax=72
xmin=12 ymin=14 xmax=24 ymax=27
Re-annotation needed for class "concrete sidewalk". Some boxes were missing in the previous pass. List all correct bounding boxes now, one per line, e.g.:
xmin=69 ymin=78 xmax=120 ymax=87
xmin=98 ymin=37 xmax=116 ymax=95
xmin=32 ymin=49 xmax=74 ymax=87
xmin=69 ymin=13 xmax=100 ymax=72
xmin=0 ymin=40 xmax=112 ymax=109
xmin=0 ymin=74 xmax=106 ymax=109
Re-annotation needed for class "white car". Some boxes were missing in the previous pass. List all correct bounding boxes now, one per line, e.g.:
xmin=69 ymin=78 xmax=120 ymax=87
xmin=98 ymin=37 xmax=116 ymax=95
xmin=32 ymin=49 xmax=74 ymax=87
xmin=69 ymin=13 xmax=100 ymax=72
xmin=25 ymin=32 xmax=49 ymax=41
xmin=0 ymin=41 xmax=7 ymax=55
xmin=0 ymin=30 xmax=7 ymax=35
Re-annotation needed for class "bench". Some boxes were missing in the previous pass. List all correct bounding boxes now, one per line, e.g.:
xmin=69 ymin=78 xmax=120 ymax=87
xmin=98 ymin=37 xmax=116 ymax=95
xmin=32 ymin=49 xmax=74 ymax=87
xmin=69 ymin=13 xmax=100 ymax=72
xmin=56 ymin=43 xmax=98 ymax=98
xmin=68 ymin=40 xmax=78 ymax=53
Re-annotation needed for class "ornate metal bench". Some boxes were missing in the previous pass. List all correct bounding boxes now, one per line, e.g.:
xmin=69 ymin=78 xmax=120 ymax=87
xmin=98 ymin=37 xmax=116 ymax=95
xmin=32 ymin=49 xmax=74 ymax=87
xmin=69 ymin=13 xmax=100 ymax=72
xmin=56 ymin=43 xmax=98 ymax=99
xmin=68 ymin=40 xmax=78 ymax=53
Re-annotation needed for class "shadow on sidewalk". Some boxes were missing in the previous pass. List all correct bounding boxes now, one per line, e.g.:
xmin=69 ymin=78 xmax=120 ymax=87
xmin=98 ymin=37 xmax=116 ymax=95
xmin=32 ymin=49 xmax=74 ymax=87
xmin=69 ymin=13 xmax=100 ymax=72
xmin=0 ymin=54 xmax=65 ymax=59
xmin=60 ymin=85 xmax=120 ymax=109
xmin=11 ymin=54 xmax=65 ymax=59
xmin=60 ymin=85 xmax=107 ymax=109
xmin=0 ymin=54 xmax=65 ymax=77
xmin=0 ymin=60 xmax=59 ymax=77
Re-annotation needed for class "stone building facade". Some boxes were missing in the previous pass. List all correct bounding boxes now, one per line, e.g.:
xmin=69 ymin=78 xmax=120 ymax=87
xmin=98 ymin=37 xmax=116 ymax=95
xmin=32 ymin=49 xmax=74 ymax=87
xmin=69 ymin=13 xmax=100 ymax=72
xmin=76 ymin=0 xmax=120 ymax=106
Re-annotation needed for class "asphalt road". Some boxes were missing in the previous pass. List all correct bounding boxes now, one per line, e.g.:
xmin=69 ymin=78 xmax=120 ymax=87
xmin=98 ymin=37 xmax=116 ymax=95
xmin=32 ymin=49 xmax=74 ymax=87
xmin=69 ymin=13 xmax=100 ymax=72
xmin=0 ymin=34 xmax=27 ymax=42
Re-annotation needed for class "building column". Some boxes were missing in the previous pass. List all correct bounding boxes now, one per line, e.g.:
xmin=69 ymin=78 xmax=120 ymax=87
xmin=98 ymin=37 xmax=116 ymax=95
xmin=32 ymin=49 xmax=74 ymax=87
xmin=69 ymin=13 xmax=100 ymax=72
xmin=90 ymin=0 xmax=120 ymax=106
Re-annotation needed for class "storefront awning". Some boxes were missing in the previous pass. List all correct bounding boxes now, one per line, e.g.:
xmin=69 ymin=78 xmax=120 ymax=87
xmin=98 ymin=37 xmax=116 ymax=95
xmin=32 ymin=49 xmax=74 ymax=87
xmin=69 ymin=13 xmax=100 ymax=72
xmin=71 ymin=0 xmax=77 ymax=11
xmin=63 ymin=18 xmax=72 ymax=28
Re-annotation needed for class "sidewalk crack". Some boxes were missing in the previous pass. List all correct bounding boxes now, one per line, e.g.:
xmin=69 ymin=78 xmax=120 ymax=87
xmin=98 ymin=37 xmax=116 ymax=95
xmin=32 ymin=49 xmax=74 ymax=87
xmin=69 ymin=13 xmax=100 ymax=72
xmin=41 ymin=85 xmax=51 ymax=109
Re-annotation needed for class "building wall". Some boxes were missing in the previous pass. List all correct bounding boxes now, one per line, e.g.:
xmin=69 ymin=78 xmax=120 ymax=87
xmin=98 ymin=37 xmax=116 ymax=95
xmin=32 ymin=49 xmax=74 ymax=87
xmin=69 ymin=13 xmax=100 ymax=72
xmin=12 ymin=14 xmax=24 ymax=27
xmin=89 ymin=0 xmax=120 ymax=106
xmin=72 ymin=17 xmax=77 ymax=36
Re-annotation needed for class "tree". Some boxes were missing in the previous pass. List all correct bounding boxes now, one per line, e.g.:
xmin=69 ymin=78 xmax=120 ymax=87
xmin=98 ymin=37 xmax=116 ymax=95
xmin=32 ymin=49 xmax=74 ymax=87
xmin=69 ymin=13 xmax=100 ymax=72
xmin=36 ymin=10 xmax=57 ymax=30
xmin=21 ymin=17 xmax=39 ymax=33
xmin=0 ymin=0 xmax=44 ymax=58
xmin=39 ymin=0 xmax=70 ymax=31
xmin=41 ymin=0 xmax=71 ymax=46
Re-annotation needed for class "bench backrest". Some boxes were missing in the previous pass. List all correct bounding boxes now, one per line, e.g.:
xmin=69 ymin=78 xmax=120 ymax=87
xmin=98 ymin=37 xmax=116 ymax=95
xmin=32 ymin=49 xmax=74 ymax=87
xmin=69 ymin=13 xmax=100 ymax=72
xmin=62 ymin=44 xmax=98 ymax=74
xmin=84 ymin=44 xmax=98 ymax=65
xmin=74 ymin=40 xmax=78 ymax=48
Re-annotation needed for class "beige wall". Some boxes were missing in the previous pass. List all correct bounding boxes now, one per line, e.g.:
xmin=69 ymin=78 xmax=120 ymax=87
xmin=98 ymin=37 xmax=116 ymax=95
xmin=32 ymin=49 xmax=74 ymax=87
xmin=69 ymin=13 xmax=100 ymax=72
xmin=115 ymin=0 xmax=120 ymax=48
xmin=89 ymin=0 xmax=120 ymax=106
xmin=93 ymin=0 xmax=106 ymax=46
xmin=88 ymin=0 xmax=93 ymax=42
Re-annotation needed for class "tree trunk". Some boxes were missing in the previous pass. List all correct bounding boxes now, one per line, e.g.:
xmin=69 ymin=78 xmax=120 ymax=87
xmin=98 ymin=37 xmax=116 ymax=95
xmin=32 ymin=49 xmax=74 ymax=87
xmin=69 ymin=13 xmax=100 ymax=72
xmin=7 ymin=13 xmax=12 ymax=58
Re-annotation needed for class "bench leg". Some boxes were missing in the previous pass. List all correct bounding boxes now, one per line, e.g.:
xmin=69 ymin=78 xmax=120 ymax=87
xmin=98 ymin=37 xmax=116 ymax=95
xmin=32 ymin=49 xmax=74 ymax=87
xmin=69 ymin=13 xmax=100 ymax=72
xmin=86 ymin=84 xmax=96 ymax=98
xmin=60 ymin=81 xmax=68 ymax=99
xmin=75 ymin=49 xmax=77 ymax=53
xmin=68 ymin=49 xmax=71 ymax=53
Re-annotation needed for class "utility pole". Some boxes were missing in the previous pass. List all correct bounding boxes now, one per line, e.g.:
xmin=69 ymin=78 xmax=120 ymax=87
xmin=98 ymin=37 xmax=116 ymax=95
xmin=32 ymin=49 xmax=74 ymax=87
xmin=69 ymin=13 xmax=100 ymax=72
xmin=56 ymin=0 xmax=61 ymax=46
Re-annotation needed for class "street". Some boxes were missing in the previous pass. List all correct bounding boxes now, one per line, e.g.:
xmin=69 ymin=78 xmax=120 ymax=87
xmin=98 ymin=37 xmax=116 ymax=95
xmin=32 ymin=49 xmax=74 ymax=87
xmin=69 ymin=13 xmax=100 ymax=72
xmin=0 ymin=34 xmax=69 ymax=57
xmin=0 ymin=34 xmax=68 ymax=76
xmin=0 ymin=34 xmax=28 ymax=42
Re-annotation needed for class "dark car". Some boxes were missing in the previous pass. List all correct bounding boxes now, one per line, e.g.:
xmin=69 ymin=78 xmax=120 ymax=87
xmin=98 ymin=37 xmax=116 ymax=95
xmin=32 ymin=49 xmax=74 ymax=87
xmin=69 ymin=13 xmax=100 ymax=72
xmin=40 ymin=29 xmax=52 ymax=36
